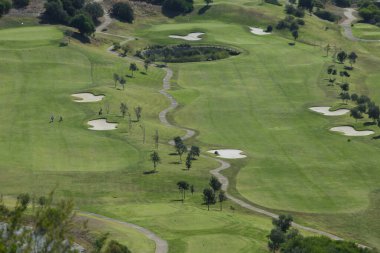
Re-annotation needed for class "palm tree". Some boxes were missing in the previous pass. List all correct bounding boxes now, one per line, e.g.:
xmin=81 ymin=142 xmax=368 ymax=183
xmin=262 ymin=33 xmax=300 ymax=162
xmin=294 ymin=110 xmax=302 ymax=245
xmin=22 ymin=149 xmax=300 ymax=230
xmin=150 ymin=151 xmax=161 ymax=172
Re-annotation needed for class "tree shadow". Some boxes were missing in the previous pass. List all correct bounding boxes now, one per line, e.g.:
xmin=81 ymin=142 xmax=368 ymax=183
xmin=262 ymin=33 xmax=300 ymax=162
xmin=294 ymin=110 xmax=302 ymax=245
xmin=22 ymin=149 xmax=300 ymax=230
xmin=71 ymin=32 xmax=91 ymax=44
xmin=198 ymin=5 xmax=211 ymax=15
xmin=288 ymin=42 xmax=295 ymax=46
xmin=364 ymin=121 xmax=376 ymax=126
xmin=143 ymin=170 xmax=158 ymax=175
xmin=170 ymin=199 xmax=184 ymax=202
xmin=169 ymin=161 xmax=181 ymax=165
xmin=169 ymin=152 xmax=178 ymax=156
xmin=140 ymin=71 xmax=147 ymax=75
xmin=372 ymin=135 xmax=380 ymax=140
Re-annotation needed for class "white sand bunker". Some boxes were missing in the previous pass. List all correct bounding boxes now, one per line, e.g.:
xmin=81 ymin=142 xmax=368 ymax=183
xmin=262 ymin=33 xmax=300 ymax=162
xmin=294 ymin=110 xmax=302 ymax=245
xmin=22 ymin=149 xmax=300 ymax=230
xmin=72 ymin=93 xmax=104 ymax=103
xmin=249 ymin=27 xmax=271 ymax=35
xmin=88 ymin=119 xmax=118 ymax=131
xmin=169 ymin=32 xmax=204 ymax=41
xmin=309 ymin=107 xmax=349 ymax=116
xmin=208 ymin=149 xmax=247 ymax=159
xmin=330 ymin=126 xmax=374 ymax=136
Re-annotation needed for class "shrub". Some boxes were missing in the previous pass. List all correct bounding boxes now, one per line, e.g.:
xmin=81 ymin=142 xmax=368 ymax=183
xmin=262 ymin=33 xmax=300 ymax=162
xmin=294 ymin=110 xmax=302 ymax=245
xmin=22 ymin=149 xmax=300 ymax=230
xmin=70 ymin=12 xmax=95 ymax=36
xmin=111 ymin=2 xmax=134 ymax=23
xmin=314 ymin=9 xmax=339 ymax=22
xmin=285 ymin=4 xmax=305 ymax=17
xmin=12 ymin=0 xmax=29 ymax=8
xmin=266 ymin=25 xmax=273 ymax=32
xmin=0 ymin=0 xmax=11 ymax=16
xmin=105 ymin=240 xmax=131 ymax=253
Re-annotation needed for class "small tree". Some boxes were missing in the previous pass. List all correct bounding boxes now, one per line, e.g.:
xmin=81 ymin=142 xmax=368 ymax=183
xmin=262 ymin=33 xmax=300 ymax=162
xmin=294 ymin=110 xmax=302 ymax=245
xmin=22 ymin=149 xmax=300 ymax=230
xmin=203 ymin=188 xmax=216 ymax=211
xmin=134 ymin=106 xmax=142 ymax=122
xmin=84 ymin=2 xmax=104 ymax=22
xmin=177 ymin=181 xmax=189 ymax=201
xmin=111 ymin=2 xmax=134 ymax=23
xmin=272 ymin=214 xmax=293 ymax=232
xmin=368 ymin=104 xmax=380 ymax=122
xmin=337 ymin=50 xmax=348 ymax=64
xmin=173 ymin=136 xmax=187 ymax=162
xmin=218 ymin=190 xmax=227 ymax=211
xmin=113 ymin=73 xmax=120 ymax=88
xmin=104 ymin=240 xmax=131 ymax=253
xmin=144 ymin=59 xmax=150 ymax=73
xmin=150 ymin=151 xmax=161 ymax=172
xmin=190 ymin=185 xmax=195 ymax=195
xmin=129 ymin=63 xmax=138 ymax=77
xmin=153 ymin=129 xmax=159 ymax=149
xmin=291 ymin=30 xmax=298 ymax=43
xmin=185 ymin=153 xmax=192 ymax=170
xmin=339 ymin=82 xmax=349 ymax=92
xmin=120 ymin=102 xmax=128 ymax=118
xmin=209 ymin=176 xmax=222 ymax=192
xmin=351 ymin=93 xmax=358 ymax=102
xmin=348 ymin=51 xmax=358 ymax=68
xmin=339 ymin=92 xmax=350 ymax=103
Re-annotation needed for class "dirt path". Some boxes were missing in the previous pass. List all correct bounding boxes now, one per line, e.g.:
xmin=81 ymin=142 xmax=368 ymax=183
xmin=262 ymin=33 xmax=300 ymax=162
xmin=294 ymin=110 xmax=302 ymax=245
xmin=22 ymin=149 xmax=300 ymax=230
xmin=341 ymin=8 xmax=380 ymax=42
xmin=81 ymin=212 xmax=168 ymax=253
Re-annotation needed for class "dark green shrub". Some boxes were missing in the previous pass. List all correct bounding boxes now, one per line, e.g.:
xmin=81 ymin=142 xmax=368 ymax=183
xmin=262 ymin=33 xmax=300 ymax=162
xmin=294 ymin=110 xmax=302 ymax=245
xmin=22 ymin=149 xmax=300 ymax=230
xmin=111 ymin=2 xmax=134 ymax=23
xmin=162 ymin=0 xmax=193 ymax=15
xmin=314 ymin=9 xmax=339 ymax=21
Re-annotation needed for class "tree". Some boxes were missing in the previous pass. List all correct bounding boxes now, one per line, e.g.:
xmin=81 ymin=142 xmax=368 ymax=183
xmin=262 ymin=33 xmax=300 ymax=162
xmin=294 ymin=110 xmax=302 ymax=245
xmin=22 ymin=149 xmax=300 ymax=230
xmin=298 ymin=0 xmax=313 ymax=12
xmin=218 ymin=190 xmax=227 ymax=211
xmin=291 ymin=30 xmax=298 ymax=43
xmin=177 ymin=181 xmax=189 ymax=201
xmin=70 ymin=13 xmax=95 ymax=36
xmin=337 ymin=50 xmax=347 ymax=64
xmin=368 ymin=104 xmax=380 ymax=122
xmin=357 ymin=103 xmax=367 ymax=113
xmin=348 ymin=51 xmax=358 ymax=68
xmin=340 ymin=92 xmax=350 ymax=103
xmin=129 ymin=63 xmax=138 ymax=77
xmin=190 ymin=184 xmax=194 ymax=195
xmin=120 ymin=102 xmax=128 ymax=118
xmin=43 ymin=1 xmax=69 ymax=24
xmin=119 ymin=77 xmax=126 ymax=90
xmin=173 ymin=136 xmax=187 ymax=162
xmin=351 ymin=93 xmax=358 ymax=102
xmin=104 ymin=240 xmax=131 ymax=253
xmin=357 ymin=95 xmax=370 ymax=105
xmin=121 ymin=44 xmax=130 ymax=57
xmin=134 ymin=106 xmax=142 ymax=121
xmin=209 ymin=176 xmax=222 ymax=192
xmin=150 ymin=151 xmax=161 ymax=172
xmin=203 ymin=188 xmax=216 ymax=211
xmin=189 ymin=145 xmax=200 ymax=159
xmin=162 ymin=0 xmax=194 ymax=15
xmin=185 ymin=153 xmax=192 ymax=170
xmin=268 ymin=228 xmax=285 ymax=253
xmin=272 ymin=214 xmax=293 ymax=233
xmin=204 ymin=0 xmax=213 ymax=6
xmin=153 ymin=129 xmax=159 ymax=149
xmin=84 ymin=2 xmax=104 ymax=22
xmin=339 ymin=82 xmax=349 ymax=92
xmin=94 ymin=233 xmax=109 ymax=253
xmin=350 ymin=107 xmax=362 ymax=122
xmin=13 ymin=0 xmax=29 ymax=8
xmin=111 ymin=2 xmax=134 ymax=23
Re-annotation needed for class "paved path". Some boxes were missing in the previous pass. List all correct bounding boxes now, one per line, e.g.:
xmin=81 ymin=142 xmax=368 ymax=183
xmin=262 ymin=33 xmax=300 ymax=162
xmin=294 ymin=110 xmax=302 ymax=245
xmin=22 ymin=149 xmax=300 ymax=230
xmin=93 ymin=2 xmax=369 ymax=249
xmin=341 ymin=8 xmax=380 ymax=42
xmin=81 ymin=212 xmax=168 ymax=253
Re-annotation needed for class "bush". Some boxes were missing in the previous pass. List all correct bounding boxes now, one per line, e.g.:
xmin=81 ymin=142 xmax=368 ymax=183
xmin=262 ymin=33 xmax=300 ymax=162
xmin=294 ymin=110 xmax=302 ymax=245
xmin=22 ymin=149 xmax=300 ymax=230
xmin=334 ymin=0 xmax=351 ymax=7
xmin=285 ymin=4 xmax=305 ymax=17
xmin=162 ymin=0 xmax=193 ymax=15
xmin=0 ymin=0 xmax=11 ymax=16
xmin=314 ymin=9 xmax=339 ymax=22
xmin=12 ymin=0 xmax=29 ymax=8
xmin=266 ymin=25 xmax=273 ymax=32
xmin=105 ymin=240 xmax=131 ymax=253
xmin=111 ymin=2 xmax=134 ymax=23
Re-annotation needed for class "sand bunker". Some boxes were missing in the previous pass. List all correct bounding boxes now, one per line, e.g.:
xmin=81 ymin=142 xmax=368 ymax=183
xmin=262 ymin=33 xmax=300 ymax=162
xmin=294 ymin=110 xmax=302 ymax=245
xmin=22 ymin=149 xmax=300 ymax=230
xmin=72 ymin=93 xmax=104 ymax=103
xmin=309 ymin=107 xmax=349 ymax=116
xmin=208 ymin=149 xmax=247 ymax=159
xmin=169 ymin=32 xmax=204 ymax=41
xmin=249 ymin=27 xmax=271 ymax=35
xmin=330 ymin=126 xmax=374 ymax=136
xmin=88 ymin=119 xmax=117 ymax=131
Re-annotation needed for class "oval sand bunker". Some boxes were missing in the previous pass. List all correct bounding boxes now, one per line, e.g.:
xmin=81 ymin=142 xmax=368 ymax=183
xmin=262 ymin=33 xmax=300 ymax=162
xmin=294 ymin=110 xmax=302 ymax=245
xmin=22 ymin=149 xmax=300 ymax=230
xmin=169 ymin=32 xmax=204 ymax=41
xmin=310 ymin=107 xmax=349 ymax=116
xmin=72 ymin=93 xmax=104 ymax=103
xmin=208 ymin=149 xmax=247 ymax=159
xmin=249 ymin=27 xmax=271 ymax=35
xmin=330 ymin=126 xmax=374 ymax=136
xmin=88 ymin=119 xmax=117 ymax=131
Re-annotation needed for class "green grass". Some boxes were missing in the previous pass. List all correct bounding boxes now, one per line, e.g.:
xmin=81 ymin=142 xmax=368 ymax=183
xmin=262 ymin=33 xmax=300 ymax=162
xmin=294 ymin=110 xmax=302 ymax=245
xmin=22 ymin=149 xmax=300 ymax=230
xmin=352 ymin=23 xmax=380 ymax=40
